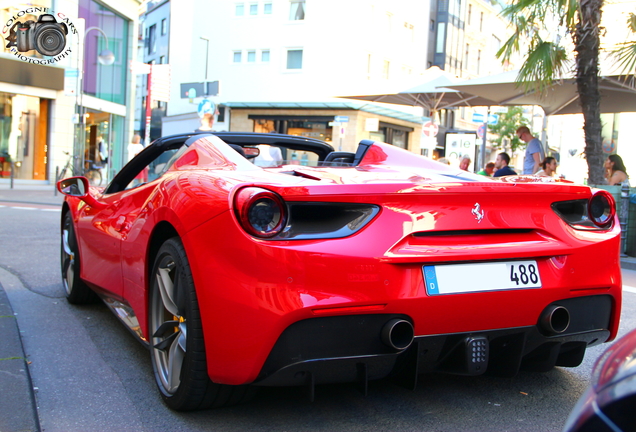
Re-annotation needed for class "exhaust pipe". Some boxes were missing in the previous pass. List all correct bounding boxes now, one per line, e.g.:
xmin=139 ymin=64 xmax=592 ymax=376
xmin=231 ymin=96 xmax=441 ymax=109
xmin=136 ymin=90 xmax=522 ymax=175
xmin=539 ymin=305 xmax=570 ymax=335
xmin=381 ymin=319 xmax=414 ymax=350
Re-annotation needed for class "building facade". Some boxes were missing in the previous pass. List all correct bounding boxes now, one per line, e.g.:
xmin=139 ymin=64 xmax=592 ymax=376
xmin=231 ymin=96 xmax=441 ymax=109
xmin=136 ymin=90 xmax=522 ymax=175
xmin=0 ymin=0 xmax=139 ymax=184
xmin=137 ymin=0 xmax=433 ymax=153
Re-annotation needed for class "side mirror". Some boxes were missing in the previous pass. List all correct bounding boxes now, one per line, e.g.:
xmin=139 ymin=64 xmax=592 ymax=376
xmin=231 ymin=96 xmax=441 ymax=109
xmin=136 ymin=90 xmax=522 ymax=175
xmin=57 ymin=177 xmax=88 ymax=197
xmin=57 ymin=176 xmax=107 ymax=209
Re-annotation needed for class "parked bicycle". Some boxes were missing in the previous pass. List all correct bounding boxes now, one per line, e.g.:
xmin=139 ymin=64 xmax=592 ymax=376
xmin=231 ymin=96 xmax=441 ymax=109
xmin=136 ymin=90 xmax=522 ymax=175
xmin=57 ymin=151 xmax=103 ymax=186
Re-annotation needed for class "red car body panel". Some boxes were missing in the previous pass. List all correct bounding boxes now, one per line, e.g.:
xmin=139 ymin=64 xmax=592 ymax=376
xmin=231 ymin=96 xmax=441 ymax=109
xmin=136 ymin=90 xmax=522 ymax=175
xmin=62 ymin=134 xmax=622 ymax=388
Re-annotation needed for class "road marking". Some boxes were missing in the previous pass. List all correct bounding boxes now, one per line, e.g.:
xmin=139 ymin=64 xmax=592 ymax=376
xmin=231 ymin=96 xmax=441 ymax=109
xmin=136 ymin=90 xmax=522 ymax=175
xmin=0 ymin=203 xmax=60 ymax=211
xmin=624 ymin=285 xmax=636 ymax=294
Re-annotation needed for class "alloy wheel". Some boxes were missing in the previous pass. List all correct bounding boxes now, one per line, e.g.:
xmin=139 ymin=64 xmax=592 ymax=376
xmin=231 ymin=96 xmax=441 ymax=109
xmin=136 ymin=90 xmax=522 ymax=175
xmin=151 ymin=257 xmax=187 ymax=395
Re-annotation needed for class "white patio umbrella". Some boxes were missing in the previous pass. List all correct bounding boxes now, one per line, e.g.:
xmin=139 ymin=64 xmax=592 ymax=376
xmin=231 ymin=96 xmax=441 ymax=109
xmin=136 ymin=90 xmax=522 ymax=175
xmin=338 ymin=66 xmax=499 ymax=116
xmin=338 ymin=67 xmax=499 ymax=167
xmin=446 ymin=70 xmax=636 ymax=115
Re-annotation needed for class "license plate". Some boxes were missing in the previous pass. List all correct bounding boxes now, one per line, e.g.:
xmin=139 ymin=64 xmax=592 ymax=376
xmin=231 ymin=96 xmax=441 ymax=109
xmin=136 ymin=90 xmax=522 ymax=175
xmin=424 ymin=260 xmax=542 ymax=295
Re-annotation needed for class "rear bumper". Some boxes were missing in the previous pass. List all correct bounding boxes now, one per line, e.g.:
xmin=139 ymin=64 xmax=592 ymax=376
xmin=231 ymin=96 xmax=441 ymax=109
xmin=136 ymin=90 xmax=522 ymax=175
xmin=255 ymin=295 xmax=613 ymax=387
xmin=185 ymin=211 xmax=622 ymax=385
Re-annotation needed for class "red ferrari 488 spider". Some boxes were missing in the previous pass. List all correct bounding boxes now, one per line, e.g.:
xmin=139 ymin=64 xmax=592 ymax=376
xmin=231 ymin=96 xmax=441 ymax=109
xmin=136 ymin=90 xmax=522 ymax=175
xmin=57 ymin=132 xmax=622 ymax=411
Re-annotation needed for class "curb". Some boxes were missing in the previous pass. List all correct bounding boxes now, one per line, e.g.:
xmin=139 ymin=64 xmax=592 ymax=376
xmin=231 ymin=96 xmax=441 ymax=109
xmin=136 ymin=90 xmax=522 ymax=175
xmin=0 ymin=281 xmax=40 ymax=432
xmin=621 ymin=258 xmax=636 ymax=271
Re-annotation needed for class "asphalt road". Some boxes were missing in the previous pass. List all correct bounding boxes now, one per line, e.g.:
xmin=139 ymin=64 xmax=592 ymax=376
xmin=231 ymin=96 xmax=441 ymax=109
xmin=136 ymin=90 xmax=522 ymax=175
xmin=1 ymin=197 xmax=635 ymax=432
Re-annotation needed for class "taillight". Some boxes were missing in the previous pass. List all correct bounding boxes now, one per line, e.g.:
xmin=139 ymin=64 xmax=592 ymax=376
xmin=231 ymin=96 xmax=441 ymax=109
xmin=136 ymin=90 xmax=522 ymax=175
xmin=588 ymin=190 xmax=615 ymax=228
xmin=552 ymin=190 xmax=616 ymax=230
xmin=234 ymin=187 xmax=287 ymax=238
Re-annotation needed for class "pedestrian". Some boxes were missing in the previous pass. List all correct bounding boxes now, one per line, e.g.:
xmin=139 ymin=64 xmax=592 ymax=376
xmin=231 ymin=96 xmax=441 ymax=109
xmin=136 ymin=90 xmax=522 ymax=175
xmin=128 ymin=134 xmax=144 ymax=162
xmin=516 ymin=126 xmax=545 ymax=174
xmin=477 ymin=161 xmax=495 ymax=176
xmin=459 ymin=155 xmax=472 ymax=171
xmin=604 ymin=154 xmax=629 ymax=185
xmin=535 ymin=156 xmax=558 ymax=177
xmin=195 ymin=113 xmax=214 ymax=132
xmin=96 ymin=135 xmax=109 ymax=166
xmin=493 ymin=152 xmax=517 ymax=177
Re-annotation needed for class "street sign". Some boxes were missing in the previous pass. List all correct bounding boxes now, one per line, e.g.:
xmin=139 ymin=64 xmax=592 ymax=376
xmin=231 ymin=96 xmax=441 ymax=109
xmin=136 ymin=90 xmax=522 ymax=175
xmin=150 ymin=64 xmax=171 ymax=102
xmin=422 ymin=121 xmax=439 ymax=137
xmin=445 ymin=132 xmax=477 ymax=166
xmin=334 ymin=115 xmax=349 ymax=123
xmin=472 ymin=113 xmax=499 ymax=125
xmin=206 ymin=81 xmax=219 ymax=96
xmin=198 ymin=99 xmax=216 ymax=117
xmin=472 ymin=113 xmax=485 ymax=123
xmin=181 ymin=82 xmax=205 ymax=98
xmin=477 ymin=124 xmax=487 ymax=138
xmin=180 ymin=81 xmax=219 ymax=98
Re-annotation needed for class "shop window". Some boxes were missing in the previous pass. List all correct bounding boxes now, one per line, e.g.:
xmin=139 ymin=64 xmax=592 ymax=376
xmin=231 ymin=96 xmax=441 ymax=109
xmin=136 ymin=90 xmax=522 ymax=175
xmin=378 ymin=123 xmax=412 ymax=149
xmin=286 ymin=49 xmax=303 ymax=69
xmin=80 ymin=0 xmax=130 ymax=105
xmin=249 ymin=116 xmax=332 ymax=142
xmin=289 ymin=0 xmax=305 ymax=20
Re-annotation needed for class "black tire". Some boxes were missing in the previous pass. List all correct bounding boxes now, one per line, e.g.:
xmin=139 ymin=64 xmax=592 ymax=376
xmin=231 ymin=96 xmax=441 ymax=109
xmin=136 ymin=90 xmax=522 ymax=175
xmin=149 ymin=237 xmax=255 ymax=411
xmin=61 ymin=212 xmax=99 ymax=304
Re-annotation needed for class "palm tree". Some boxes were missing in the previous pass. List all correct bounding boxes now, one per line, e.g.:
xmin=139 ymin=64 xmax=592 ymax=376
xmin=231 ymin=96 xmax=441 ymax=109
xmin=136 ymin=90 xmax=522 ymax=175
xmin=497 ymin=0 xmax=623 ymax=184
xmin=612 ymin=12 xmax=636 ymax=74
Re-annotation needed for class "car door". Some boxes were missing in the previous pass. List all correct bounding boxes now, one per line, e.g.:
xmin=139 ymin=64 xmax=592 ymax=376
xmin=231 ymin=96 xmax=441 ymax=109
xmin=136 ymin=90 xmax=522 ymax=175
xmin=74 ymin=193 xmax=129 ymax=298
xmin=74 ymin=138 xmax=184 ymax=299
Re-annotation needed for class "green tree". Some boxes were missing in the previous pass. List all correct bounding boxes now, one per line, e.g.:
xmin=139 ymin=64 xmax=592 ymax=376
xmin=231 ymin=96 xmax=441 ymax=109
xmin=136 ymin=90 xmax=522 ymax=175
xmin=488 ymin=107 xmax=530 ymax=152
xmin=612 ymin=12 xmax=636 ymax=73
xmin=497 ymin=0 xmax=618 ymax=184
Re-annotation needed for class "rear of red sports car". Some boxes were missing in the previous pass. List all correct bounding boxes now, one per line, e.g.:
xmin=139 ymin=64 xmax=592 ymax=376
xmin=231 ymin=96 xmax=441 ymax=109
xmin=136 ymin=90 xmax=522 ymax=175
xmin=179 ymin=140 xmax=622 ymax=392
xmin=58 ymin=133 xmax=622 ymax=410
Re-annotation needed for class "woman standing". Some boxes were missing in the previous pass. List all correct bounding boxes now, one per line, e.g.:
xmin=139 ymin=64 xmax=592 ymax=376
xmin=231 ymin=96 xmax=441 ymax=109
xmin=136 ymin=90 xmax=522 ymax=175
xmin=604 ymin=154 xmax=629 ymax=185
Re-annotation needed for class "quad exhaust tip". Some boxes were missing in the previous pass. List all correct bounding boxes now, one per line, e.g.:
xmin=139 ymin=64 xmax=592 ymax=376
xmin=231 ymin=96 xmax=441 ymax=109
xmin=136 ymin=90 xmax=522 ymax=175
xmin=381 ymin=319 xmax=414 ymax=350
xmin=540 ymin=305 xmax=570 ymax=335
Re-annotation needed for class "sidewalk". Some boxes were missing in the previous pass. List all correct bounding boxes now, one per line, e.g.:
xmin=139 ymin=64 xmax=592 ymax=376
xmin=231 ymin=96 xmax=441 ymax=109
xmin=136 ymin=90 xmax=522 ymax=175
xmin=0 ymin=277 xmax=40 ymax=432
xmin=0 ymin=181 xmax=63 ymax=206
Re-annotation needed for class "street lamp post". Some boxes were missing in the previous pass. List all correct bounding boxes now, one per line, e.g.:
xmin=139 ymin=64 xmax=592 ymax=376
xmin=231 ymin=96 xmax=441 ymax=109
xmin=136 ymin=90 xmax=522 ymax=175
xmin=200 ymin=36 xmax=210 ymax=82
xmin=73 ymin=25 xmax=115 ymax=175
